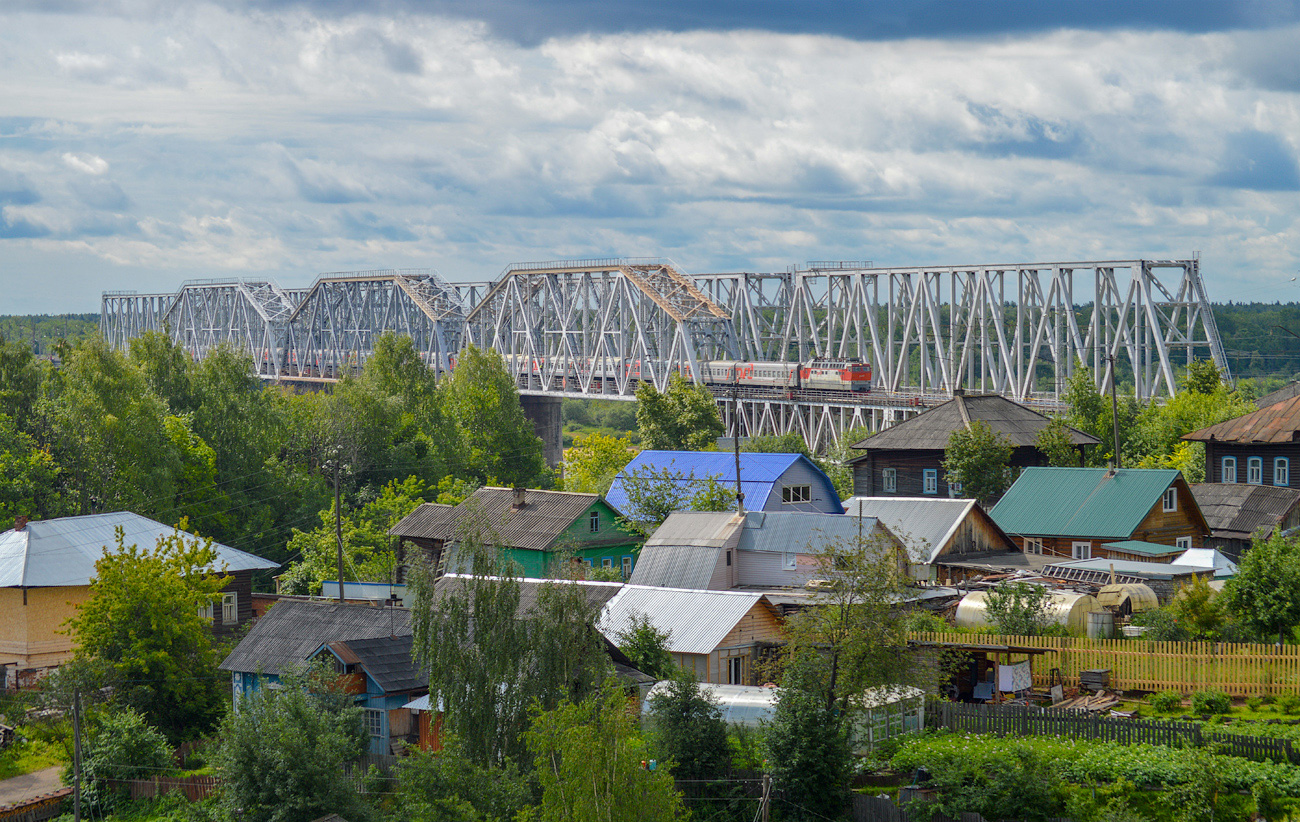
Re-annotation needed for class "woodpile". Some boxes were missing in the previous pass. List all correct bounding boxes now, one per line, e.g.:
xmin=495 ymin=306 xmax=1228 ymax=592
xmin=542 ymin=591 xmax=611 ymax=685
xmin=1050 ymin=690 xmax=1121 ymax=713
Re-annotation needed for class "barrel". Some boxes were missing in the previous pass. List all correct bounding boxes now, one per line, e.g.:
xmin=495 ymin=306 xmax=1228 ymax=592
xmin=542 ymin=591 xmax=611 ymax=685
xmin=1086 ymin=610 xmax=1115 ymax=639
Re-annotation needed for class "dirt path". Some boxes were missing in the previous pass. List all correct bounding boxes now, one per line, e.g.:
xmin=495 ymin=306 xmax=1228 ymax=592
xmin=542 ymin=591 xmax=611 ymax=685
xmin=0 ymin=766 xmax=64 ymax=807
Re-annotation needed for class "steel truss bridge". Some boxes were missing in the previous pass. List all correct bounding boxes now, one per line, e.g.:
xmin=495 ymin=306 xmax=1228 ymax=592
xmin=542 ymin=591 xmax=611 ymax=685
xmin=102 ymin=257 xmax=1227 ymax=452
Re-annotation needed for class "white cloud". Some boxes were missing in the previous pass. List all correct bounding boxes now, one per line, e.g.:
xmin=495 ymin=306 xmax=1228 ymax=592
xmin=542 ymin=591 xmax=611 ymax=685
xmin=62 ymin=153 xmax=109 ymax=175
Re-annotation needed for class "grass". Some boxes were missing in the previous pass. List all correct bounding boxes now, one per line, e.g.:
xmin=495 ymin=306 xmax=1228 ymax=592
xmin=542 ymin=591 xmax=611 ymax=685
xmin=1122 ymin=697 xmax=1300 ymax=722
xmin=0 ymin=738 xmax=67 ymax=780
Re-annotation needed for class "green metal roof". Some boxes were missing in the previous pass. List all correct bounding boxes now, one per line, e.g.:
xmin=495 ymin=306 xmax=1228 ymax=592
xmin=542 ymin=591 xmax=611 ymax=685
xmin=1101 ymin=540 xmax=1182 ymax=556
xmin=990 ymin=467 xmax=1180 ymax=539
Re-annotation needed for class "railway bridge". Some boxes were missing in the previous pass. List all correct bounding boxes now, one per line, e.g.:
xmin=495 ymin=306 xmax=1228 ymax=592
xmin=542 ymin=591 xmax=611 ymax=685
xmin=101 ymin=257 xmax=1227 ymax=460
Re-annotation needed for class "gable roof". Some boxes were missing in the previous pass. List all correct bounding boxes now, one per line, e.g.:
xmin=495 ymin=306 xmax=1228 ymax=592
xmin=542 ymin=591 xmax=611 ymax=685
xmin=0 ymin=511 xmax=278 ymax=588
xmin=734 ymin=510 xmax=883 ymax=553
xmin=628 ymin=546 xmax=723 ymax=589
xmin=389 ymin=488 xmax=606 ymax=551
xmin=599 ymin=585 xmax=780 ymax=655
xmin=842 ymin=496 xmax=1014 ymax=563
xmin=320 ymin=634 xmax=427 ymax=693
xmin=219 ymin=599 xmax=411 ymax=675
xmin=849 ymin=393 xmax=1097 ymax=456
xmin=1258 ymin=382 xmax=1300 ymax=409
xmin=1183 ymin=396 xmax=1293 ymax=444
xmin=430 ymin=574 xmax=625 ymax=619
xmin=1190 ymin=483 xmax=1300 ymax=540
xmin=990 ymin=467 xmax=1186 ymax=539
xmin=605 ymin=451 xmax=840 ymax=514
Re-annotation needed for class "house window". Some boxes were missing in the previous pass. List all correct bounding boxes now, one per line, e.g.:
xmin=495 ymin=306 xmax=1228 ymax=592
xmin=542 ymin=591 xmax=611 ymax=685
xmin=198 ymin=600 xmax=213 ymax=621
xmin=1277 ymin=458 xmax=1290 ymax=487
xmin=728 ymin=656 xmax=743 ymax=685
xmin=1072 ymin=541 xmax=1091 ymax=560
xmin=923 ymin=469 xmax=938 ymax=495
xmin=1176 ymin=536 xmax=1193 ymax=550
xmin=949 ymin=480 xmax=963 ymax=497
xmin=621 ymin=556 xmax=632 ymax=579
xmin=1163 ymin=487 xmax=1177 ymax=513
xmin=602 ymin=558 xmax=613 ymax=569
xmin=589 ymin=511 xmax=600 ymax=533
xmin=783 ymin=551 xmax=797 ymax=570
xmin=1222 ymin=456 xmax=1237 ymax=483
xmin=221 ymin=592 xmax=238 ymax=625
xmin=583 ymin=558 xmax=593 ymax=567
xmin=726 ymin=550 xmax=732 ymax=566
xmin=882 ymin=468 xmax=897 ymax=493
xmin=365 ymin=709 xmax=384 ymax=738
xmin=1025 ymin=538 xmax=1043 ymax=555
xmin=1248 ymin=457 xmax=1263 ymax=485
xmin=782 ymin=485 xmax=811 ymax=504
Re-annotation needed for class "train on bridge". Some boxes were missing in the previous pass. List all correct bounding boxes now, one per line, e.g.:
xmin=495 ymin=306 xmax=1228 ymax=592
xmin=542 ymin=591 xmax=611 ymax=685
xmin=512 ymin=356 xmax=873 ymax=395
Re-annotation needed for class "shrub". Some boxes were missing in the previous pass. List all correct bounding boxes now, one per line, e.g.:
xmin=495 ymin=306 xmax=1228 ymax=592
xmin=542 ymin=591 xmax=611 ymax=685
xmin=1262 ymin=694 xmax=1277 ymax=706
xmin=1146 ymin=691 xmax=1183 ymax=713
xmin=1191 ymin=690 xmax=1231 ymax=716
xmin=1247 ymin=696 xmax=1264 ymax=712
xmin=1279 ymin=694 xmax=1300 ymax=715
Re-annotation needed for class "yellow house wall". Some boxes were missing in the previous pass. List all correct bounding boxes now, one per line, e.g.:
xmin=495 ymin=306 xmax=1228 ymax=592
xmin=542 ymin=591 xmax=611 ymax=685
xmin=0 ymin=586 xmax=91 ymax=667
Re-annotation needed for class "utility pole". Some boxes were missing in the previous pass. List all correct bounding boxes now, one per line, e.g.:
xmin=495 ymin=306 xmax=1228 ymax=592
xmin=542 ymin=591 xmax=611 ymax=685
xmin=1108 ymin=353 xmax=1121 ymax=470
xmin=72 ymin=689 xmax=83 ymax=822
xmin=334 ymin=456 xmax=344 ymax=603
xmin=732 ymin=378 xmax=745 ymax=515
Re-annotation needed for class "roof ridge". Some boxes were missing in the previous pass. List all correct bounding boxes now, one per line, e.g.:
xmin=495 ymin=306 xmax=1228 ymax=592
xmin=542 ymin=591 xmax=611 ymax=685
xmin=955 ymin=394 xmax=972 ymax=430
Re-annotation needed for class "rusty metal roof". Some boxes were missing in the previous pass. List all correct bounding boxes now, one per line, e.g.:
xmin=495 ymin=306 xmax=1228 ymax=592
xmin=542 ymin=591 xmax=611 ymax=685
xmin=849 ymin=393 xmax=1097 ymax=455
xmin=389 ymin=488 xmax=603 ymax=551
xmin=1183 ymin=396 xmax=1298 ymax=444
xmin=1190 ymin=483 xmax=1300 ymax=540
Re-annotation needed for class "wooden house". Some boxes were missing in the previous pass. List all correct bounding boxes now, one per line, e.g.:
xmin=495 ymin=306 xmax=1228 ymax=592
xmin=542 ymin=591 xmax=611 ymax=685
xmin=842 ymin=497 xmax=1017 ymax=581
xmin=1189 ymin=483 xmax=1300 ymax=560
xmin=310 ymin=635 xmax=427 ymax=755
xmin=847 ymin=392 xmax=1097 ymax=501
xmin=1184 ymin=395 xmax=1300 ymax=489
xmin=1 ymin=512 xmax=277 ymax=674
xmin=389 ymin=487 xmax=644 ymax=580
xmin=989 ymin=467 xmax=1210 ymax=560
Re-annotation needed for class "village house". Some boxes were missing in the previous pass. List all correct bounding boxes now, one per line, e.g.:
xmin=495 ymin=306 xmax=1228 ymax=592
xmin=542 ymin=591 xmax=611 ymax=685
xmin=389 ymin=487 xmax=643 ymax=580
xmin=989 ymin=467 xmax=1210 ymax=561
xmin=1190 ymin=482 xmax=1300 ymax=560
xmin=1183 ymin=393 xmax=1300 ymax=487
xmin=847 ymin=392 xmax=1098 ymax=501
xmin=310 ymin=635 xmax=427 ymax=755
xmin=842 ymin=496 xmax=1018 ymax=581
xmin=606 ymin=451 xmax=842 ymax=516
xmin=0 ymin=512 xmax=278 ymax=676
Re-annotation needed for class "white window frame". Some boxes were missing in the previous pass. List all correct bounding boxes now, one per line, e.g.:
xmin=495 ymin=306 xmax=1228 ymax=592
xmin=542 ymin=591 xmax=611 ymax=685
xmin=198 ymin=600 xmax=214 ymax=621
xmin=1162 ymin=487 xmax=1177 ymax=513
xmin=221 ymin=592 xmax=238 ymax=625
xmin=589 ymin=510 xmax=600 ymax=532
xmin=1248 ymin=457 xmax=1264 ymax=485
xmin=621 ymin=556 xmax=632 ymax=579
xmin=1277 ymin=458 xmax=1290 ymax=487
xmin=783 ymin=551 xmax=797 ymax=570
xmin=882 ymin=468 xmax=897 ymax=493
xmin=365 ymin=708 xmax=384 ymax=738
xmin=1072 ymin=541 xmax=1091 ymax=560
xmin=923 ymin=469 xmax=938 ymax=495
xmin=1222 ymin=456 xmax=1237 ymax=483
xmin=782 ymin=484 xmax=811 ymax=504
xmin=602 ymin=557 xmax=613 ymax=569
xmin=1024 ymin=538 xmax=1043 ymax=555
xmin=949 ymin=480 xmax=964 ymax=497
xmin=1176 ymin=536 xmax=1193 ymax=550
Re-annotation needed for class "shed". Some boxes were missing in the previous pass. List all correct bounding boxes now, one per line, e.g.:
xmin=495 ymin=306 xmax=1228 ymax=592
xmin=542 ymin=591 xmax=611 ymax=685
xmin=1189 ymin=483 xmax=1300 ymax=560
xmin=842 ymin=496 xmax=1016 ymax=576
xmin=1095 ymin=583 xmax=1159 ymax=617
xmin=606 ymin=451 xmax=842 ymax=516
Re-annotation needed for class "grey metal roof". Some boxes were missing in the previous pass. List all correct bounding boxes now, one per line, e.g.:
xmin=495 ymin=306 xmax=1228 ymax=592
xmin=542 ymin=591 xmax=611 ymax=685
xmin=0 ymin=512 xmax=278 ymax=588
xmin=431 ymin=574 xmax=624 ymax=618
xmin=1258 ymin=382 xmax=1300 ymax=409
xmin=842 ymin=497 xmax=1012 ymax=563
xmin=600 ymin=585 xmax=777 ymax=655
xmin=219 ymin=600 xmax=411 ymax=674
xmin=388 ymin=488 xmax=602 ymax=551
xmin=1043 ymin=558 xmax=1208 ymax=578
xmin=1190 ymin=483 xmax=1300 ymax=540
xmin=849 ymin=394 xmax=1097 ymax=456
xmin=645 ymin=512 xmax=741 ymax=548
xmin=326 ymin=634 xmax=427 ymax=693
xmin=734 ymin=510 xmax=884 ymax=554
xmin=628 ymin=545 xmax=723 ymax=588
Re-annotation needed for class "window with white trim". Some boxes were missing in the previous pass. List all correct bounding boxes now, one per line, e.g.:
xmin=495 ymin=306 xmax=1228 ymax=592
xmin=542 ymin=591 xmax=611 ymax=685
xmin=882 ymin=468 xmax=897 ymax=493
xmin=1248 ymin=457 xmax=1264 ymax=485
xmin=782 ymin=485 xmax=811 ymax=504
xmin=1025 ymin=538 xmax=1043 ymax=555
xmin=602 ymin=557 xmax=613 ymax=569
xmin=589 ymin=510 xmax=600 ymax=532
xmin=1277 ymin=458 xmax=1290 ymax=487
xmin=923 ymin=469 xmax=938 ymax=495
xmin=198 ymin=600 xmax=214 ymax=621
xmin=949 ymin=480 xmax=963 ymax=497
xmin=783 ymin=551 xmax=797 ymax=570
xmin=365 ymin=709 xmax=384 ymax=737
xmin=621 ymin=556 xmax=632 ymax=579
xmin=1072 ymin=541 xmax=1091 ymax=560
xmin=1176 ymin=536 xmax=1193 ymax=550
xmin=221 ymin=592 xmax=238 ymax=625
xmin=1163 ymin=487 xmax=1177 ymax=512
xmin=1222 ymin=456 xmax=1237 ymax=483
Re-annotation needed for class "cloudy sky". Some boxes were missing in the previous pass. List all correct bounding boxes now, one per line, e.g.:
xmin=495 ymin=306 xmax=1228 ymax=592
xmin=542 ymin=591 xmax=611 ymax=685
xmin=3 ymin=1 xmax=1300 ymax=313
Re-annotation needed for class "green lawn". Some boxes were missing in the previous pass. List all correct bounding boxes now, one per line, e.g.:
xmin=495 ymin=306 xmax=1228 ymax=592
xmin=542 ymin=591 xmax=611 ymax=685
xmin=0 ymin=738 xmax=67 ymax=780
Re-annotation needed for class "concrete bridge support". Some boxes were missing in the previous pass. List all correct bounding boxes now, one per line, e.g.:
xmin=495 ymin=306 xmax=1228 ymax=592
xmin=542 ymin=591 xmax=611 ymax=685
xmin=520 ymin=395 xmax=563 ymax=468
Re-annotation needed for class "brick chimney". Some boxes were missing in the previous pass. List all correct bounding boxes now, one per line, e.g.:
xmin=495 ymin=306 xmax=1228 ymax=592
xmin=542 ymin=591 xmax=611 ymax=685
xmin=512 ymin=487 xmax=527 ymax=509
xmin=13 ymin=515 xmax=27 ymax=531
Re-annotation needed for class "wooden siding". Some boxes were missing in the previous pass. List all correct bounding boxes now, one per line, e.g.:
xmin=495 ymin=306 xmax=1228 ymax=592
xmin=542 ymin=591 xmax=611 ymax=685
xmin=931 ymin=508 xmax=1017 ymax=558
xmin=669 ymin=601 xmax=785 ymax=685
xmin=1207 ymin=441 xmax=1300 ymax=488
xmin=1009 ymin=483 xmax=1204 ymax=558
xmin=853 ymin=445 xmax=1082 ymax=501
xmin=214 ymin=570 xmax=255 ymax=636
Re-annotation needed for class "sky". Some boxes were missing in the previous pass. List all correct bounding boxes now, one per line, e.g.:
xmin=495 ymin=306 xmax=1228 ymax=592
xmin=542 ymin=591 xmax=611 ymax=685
xmin=3 ymin=1 xmax=1300 ymax=313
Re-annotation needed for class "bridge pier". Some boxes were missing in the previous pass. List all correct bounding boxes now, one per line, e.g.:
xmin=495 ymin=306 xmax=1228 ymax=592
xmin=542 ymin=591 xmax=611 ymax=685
xmin=520 ymin=395 xmax=563 ymax=469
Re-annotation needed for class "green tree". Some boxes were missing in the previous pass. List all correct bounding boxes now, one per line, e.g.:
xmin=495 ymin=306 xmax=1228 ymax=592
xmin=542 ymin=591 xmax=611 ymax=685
xmin=764 ymin=649 xmax=852 ymax=822
xmin=65 ymin=527 xmax=230 ymax=742
xmin=983 ymin=581 xmax=1050 ymax=636
xmin=128 ymin=330 xmax=195 ymax=414
xmin=1036 ymin=416 xmax=1080 ymax=467
xmin=0 ymin=334 xmax=42 ymax=431
xmin=617 ymin=464 xmax=733 ymax=532
xmin=69 ymin=707 xmax=173 ymax=812
xmin=635 ymin=373 xmax=724 ymax=451
xmin=615 ymin=611 xmax=676 ymax=680
xmin=943 ymin=420 xmax=1014 ymax=504
xmin=742 ymin=432 xmax=811 ymax=458
xmin=0 ymin=413 xmax=67 ymax=529
xmin=391 ymin=737 xmax=532 ymax=822
xmin=443 ymin=344 xmax=547 ymax=486
xmin=521 ymin=678 xmax=686 ymax=822
xmin=1170 ymin=576 xmax=1225 ymax=640
xmin=646 ymin=671 xmax=731 ymax=780
xmin=213 ymin=672 xmax=371 ymax=822
xmin=1183 ymin=359 xmax=1225 ymax=395
xmin=1221 ymin=530 xmax=1300 ymax=644
xmin=562 ymin=432 xmax=636 ymax=494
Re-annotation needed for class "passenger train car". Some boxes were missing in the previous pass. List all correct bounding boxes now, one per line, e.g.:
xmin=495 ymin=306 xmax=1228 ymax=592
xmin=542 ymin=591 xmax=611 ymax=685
xmin=509 ymin=356 xmax=872 ymax=393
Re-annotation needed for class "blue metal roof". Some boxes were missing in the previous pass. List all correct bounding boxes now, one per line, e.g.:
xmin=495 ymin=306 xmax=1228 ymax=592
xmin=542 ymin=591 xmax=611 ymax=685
xmin=605 ymin=451 xmax=840 ymax=515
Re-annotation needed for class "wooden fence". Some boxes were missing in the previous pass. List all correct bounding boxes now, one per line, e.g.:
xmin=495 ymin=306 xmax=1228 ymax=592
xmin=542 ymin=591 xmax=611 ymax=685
xmin=909 ymin=632 xmax=1300 ymax=696
xmin=852 ymin=793 xmax=1071 ymax=822
xmin=0 ymin=789 xmax=71 ymax=822
xmin=930 ymin=700 xmax=1299 ymax=763
xmin=112 ymin=775 xmax=221 ymax=802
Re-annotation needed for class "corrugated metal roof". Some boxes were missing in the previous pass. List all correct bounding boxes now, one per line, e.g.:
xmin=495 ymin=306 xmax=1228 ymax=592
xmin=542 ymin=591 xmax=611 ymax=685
xmin=646 ymin=512 xmax=741 ymax=548
xmin=1190 ymin=483 xmax=1300 ymax=539
xmin=628 ymin=545 xmax=723 ymax=588
xmin=388 ymin=488 xmax=601 ymax=551
xmin=849 ymin=394 xmax=1098 ymax=455
xmin=600 ymin=585 xmax=774 ymax=655
xmin=1258 ymin=382 xmax=1300 ymax=409
xmin=0 ymin=512 xmax=278 ymax=588
xmin=843 ymin=497 xmax=1012 ymax=563
xmin=735 ymin=510 xmax=881 ymax=554
xmin=990 ymin=467 xmax=1182 ymax=539
xmin=431 ymin=574 xmax=624 ymax=618
xmin=329 ymin=634 xmax=427 ymax=693
xmin=1101 ymin=540 xmax=1183 ymax=556
xmin=605 ymin=451 xmax=840 ymax=514
xmin=1184 ymin=395 xmax=1300 ymax=444
xmin=219 ymin=600 xmax=411 ymax=674
xmin=1044 ymin=558 xmax=1208 ymax=578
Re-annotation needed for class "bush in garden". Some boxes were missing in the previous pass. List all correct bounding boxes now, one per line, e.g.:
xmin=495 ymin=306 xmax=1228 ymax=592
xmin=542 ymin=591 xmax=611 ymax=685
xmin=1247 ymin=696 xmax=1264 ymax=712
xmin=1191 ymin=690 xmax=1231 ymax=715
xmin=1279 ymin=694 xmax=1300 ymax=715
xmin=1146 ymin=691 xmax=1183 ymax=713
